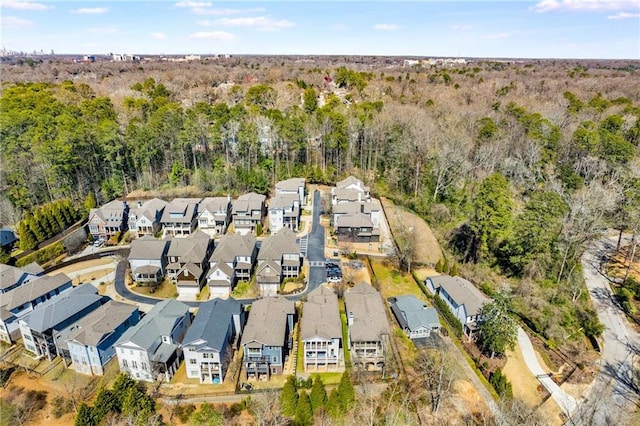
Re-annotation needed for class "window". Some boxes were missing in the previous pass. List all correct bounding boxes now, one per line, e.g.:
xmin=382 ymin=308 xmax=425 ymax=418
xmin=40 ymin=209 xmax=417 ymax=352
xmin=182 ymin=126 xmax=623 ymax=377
xmin=132 ymin=360 xmax=138 ymax=368
xmin=190 ymin=359 xmax=197 ymax=364
xmin=122 ymin=359 xmax=128 ymax=368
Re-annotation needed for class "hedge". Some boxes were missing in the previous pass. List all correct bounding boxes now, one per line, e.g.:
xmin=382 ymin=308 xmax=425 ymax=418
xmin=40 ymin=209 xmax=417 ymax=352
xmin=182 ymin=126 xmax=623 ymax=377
xmin=433 ymin=294 xmax=464 ymax=337
xmin=16 ymin=241 xmax=65 ymax=267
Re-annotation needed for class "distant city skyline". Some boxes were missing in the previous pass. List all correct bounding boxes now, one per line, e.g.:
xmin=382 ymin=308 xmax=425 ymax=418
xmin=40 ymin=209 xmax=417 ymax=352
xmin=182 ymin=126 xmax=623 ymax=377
xmin=1 ymin=0 xmax=639 ymax=59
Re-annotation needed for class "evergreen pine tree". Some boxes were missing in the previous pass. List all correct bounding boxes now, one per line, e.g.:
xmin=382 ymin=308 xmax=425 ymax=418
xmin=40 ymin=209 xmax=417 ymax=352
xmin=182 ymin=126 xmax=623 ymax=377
xmin=450 ymin=262 xmax=459 ymax=276
xmin=294 ymin=391 xmax=313 ymax=426
xmin=442 ymin=257 xmax=450 ymax=274
xmin=337 ymin=372 xmax=355 ymax=411
xmin=18 ymin=220 xmax=37 ymax=250
xmin=280 ymin=375 xmax=299 ymax=417
xmin=74 ymin=403 xmax=95 ymax=426
xmin=325 ymin=388 xmax=342 ymax=419
xmin=309 ymin=375 xmax=327 ymax=413
xmin=435 ymin=259 xmax=443 ymax=273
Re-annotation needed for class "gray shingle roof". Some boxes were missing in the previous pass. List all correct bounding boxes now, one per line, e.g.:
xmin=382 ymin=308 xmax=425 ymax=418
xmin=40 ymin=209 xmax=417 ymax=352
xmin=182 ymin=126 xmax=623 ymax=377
xmin=0 ymin=264 xmax=33 ymax=291
xmin=427 ymin=275 xmax=490 ymax=317
xmin=20 ymin=284 xmax=103 ymax=333
xmin=344 ymin=283 xmax=389 ymax=342
xmin=301 ymin=286 xmax=341 ymax=341
xmin=0 ymin=273 xmax=71 ymax=312
xmin=209 ymin=234 xmax=256 ymax=264
xmin=130 ymin=198 xmax=167 ymax=222
xmin=388 ymin=295 xmax=439 ymax=332
xmin=240 ymin=297 xmax=294 ymax=347
xmin=332 ymin=188 xmax=363 ymax=203
xmin=167 ymin=232 xmax=211 ymax=263
xmin=336 ymin=213 xmax=373 ymax=229
xmin=333 ymin=203 xmax=362 ymax=215
xmin=268 ymin=193 xmax=299 ymax=210
xmin=160 ymin=198 xmax=201 ymax=224
xmin=199 ymin=197 xmax=231 ymax=216
xmin=336 ymin=176 xmax=368 ymax=191
xmin=129 ymin=237 xmax=168 ymax=261
xmin=59 ymin=300 xmax=137 ymax=347
xmin=256 ymin=228 xmax=299 ymax=262
xmin=182 ymin=298 xmax=243 ymax=352
xmin=232 ymin=192 xmax=265 ymax=214
xmin=90 ymin=200 xmax=128 ymax=227
xmin=275 ymin=178 xmax=305 ymax=192
xmin=115 ymin=299 xmax=190 ymax=351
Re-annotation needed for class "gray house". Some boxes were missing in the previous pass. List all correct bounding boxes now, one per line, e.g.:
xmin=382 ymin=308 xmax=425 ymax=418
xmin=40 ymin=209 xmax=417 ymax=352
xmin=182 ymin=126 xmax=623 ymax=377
xmin=425 ymin=275 xmax=490 ymax=337
xmin=388 ymin=295 xmax=440 ymax=339
xmin=128 ymin=236 xmax=169 ymax=283
xmin=127 ymin=198 xmax=168 ymax=237
xmin=268 ymin=193 xmax=301 ymax=234
xmin=19 ymin=285 xmax=107 ymax=360
xmin=255 ymin=228 xmax=301 ymax=297
xmin=114 ymin=299 xmax=192 ymax=382
xmin=160 ymin=198 xmax=201 ymax=238
xmin=240 ymin=297 xmax=295 ymax=381
xmin=0 ymin=273 xmax=73 ymax=343
xmin=232 ymin=193 xmax=266 ymax=235
xmin=197 ymin=196 xmax=232 ymax=236
xmin=275 ymin=177 xmax=305 ymax=204
xmin=301 ymin=286 xmax=343 ymax=372
xmin=336 ymin=213 xmax=380 ymax=243
xmin=182 ymin=298 xmax=245 ymax=384
xmin=88 ymin=200 xmax=129 ymax=240
xmin=344 ymin=283 xmax=390 ymax=372
xmin=54 ymin=300 xmax=139 ymax=376
xmin=0 ymin=264 xmax=39 ymax=294
xmin=207 ymin=234 xmax=257 ymax=298
xmin=166 ymin=231 xmax=213 ymax=298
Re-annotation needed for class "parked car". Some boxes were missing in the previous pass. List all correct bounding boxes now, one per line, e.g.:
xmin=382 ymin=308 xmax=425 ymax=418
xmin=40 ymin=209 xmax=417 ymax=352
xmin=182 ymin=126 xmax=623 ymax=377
xmin=93 ymin=239 xmax=105 ymax=247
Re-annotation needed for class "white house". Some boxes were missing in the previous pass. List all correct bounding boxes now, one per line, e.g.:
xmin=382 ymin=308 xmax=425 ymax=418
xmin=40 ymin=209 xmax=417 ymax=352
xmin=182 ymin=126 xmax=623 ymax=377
xmin=268 ymin=193 xmax=300 ymax=234
xmin=388 ymin=295 xmax=440 ymax=339
xmin=128 ymin=237 xmax=169 ymax=283
xmin=301 ymin=286 xmax=343 ymax=372
xmin=182 ymin=298 xmax=245 ymax=384
xmin=197 ymin=196 xmax=232 ymax=236
xmin=127 ymin=198 xmax=167 ymax=237
xmin=425 ymin=275 xmax=490 ymax=337
xmin=160 ymin=198 xmax=201 ymax=238
xmin=275 ymin=177 xmax=306 ymax=204
xmin=331 ymin=175 xmax=370 ymax=205
xmin=114 ymin=299 xmax=191 ymax=382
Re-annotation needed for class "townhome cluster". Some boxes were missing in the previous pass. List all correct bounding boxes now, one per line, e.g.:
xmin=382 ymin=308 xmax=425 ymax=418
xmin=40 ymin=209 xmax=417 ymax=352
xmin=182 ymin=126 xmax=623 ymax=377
xmin=1 ymin=253 xmax=396 ymax=383
xmin=89 ymin=178 xmax=307 ymax=299
xmin=331 ymin=176 xmax=382 ymax=247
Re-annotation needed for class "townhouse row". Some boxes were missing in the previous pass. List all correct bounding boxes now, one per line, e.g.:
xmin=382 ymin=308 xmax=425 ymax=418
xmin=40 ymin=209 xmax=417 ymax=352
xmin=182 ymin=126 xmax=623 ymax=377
xmin=128 ymin=227 xmax=300 ymax=298
xmin=88 ymin=177 xmax=306 ymax=240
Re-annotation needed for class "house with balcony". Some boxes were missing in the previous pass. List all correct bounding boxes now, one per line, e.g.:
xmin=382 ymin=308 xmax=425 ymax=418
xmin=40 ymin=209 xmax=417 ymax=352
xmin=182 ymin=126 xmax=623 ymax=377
xmin=333 ymin=199 xmax=382 ymax=229
xmin=206 ymin=234 xmax=256 ymax=298
xmin=160 ymin=198 xmax=201 ymax=238
xmin=182 ymin=298 xmax=245 ymax=384
xmin=335 ymin=213 xmax=380 ymax=243
xmin=127 ymin=198 xmax=168 ymax=237
xmin=114 ymin=299 xmax=192 ymax=382
xmin=275 ymin=177 xmax=305 ymax=204
xmin=88 ymin=200 xmax=129 ymax=239
xmin=240 ymin=297 xmax=295 ymax=381
xmin=232 ymin=193 xmax=266 ymax=235
xmin=19 ymin=285 xmax=107 ymax=360
xmin=197 ymin=196 xmax=232 ymax=236
xmin=331 ymin=176 xmax=370 ymax=205
xmin=268 ymin=194 xmax=301 ymax=234
xmin=425 ymin=275 xmax=490 ymax=337
xmin=0 ymin=273 xmax=73 ymax=343
xmin=128 ymin=236 xmax=169 ymax=283
xmin=388 ymin=295 xmax=440 ymax=339
xmin=0 ymin=264 xmax=39 ymax=294
xmin=54 ymin=301 xmax=139 ymax=376
xmin=255 ymin=228 xmax=301 ymax=297
xmin=344 ymin=283 xmax=390 ymax=372
xmin=301 ymin=286 xmax=343 ymax=372
xmin=166 ymin=231 xmax=213 ymax=298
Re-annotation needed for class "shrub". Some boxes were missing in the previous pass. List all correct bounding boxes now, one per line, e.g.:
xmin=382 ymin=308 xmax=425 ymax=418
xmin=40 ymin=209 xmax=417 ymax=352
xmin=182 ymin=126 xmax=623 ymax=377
xmin=433 ymin=294 xmax=463 ymax=337
xmin=175 ymin=404 xmax=196 ymax=423
xmin=489 ymin=368 xmax=513 ymax=399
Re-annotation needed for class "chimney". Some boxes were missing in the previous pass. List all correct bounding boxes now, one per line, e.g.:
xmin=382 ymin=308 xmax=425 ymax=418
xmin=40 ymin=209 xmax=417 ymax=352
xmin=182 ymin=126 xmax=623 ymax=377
xmin=227 ymin=194 xmax=231 ymax=203
xmin=347 ymin=311 xmax=354 ymax=326
xmin=358 ymin=192 xmax=362 ymax=203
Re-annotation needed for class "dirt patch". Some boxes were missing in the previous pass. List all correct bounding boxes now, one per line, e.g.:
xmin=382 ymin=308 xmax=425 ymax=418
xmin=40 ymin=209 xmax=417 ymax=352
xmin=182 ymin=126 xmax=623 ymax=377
xmin=607 ymin=243 xmax=640 ymax=282
xmin=380 ymin=197 xmax=442 ymax=265
xmin=503 ymin=344 xmax=545 ymax=407
xmin=414 ymin=268 xmax=439 ymax=282
xmin=49 ymin=257 xmax=115 ymax=276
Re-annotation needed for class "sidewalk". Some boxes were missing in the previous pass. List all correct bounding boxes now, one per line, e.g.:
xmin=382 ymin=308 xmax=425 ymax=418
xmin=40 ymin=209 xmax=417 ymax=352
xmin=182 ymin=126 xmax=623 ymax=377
xmin=517 ymin=327 xmax=578 ymax=415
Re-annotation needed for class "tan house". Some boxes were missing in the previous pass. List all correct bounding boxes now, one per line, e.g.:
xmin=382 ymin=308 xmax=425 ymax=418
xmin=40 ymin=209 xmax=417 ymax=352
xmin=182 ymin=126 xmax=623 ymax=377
xmin=232 ymin=193 xmax=266 ymax=235
xmin=255 ymin=228 xmax=301 ymax=297
xmin=301 ymin=286 xmax=343 ymax=372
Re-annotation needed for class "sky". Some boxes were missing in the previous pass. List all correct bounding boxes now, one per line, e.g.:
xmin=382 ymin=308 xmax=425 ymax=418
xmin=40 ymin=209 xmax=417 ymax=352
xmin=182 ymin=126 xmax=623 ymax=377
xmin=1 ymin=0 xmax=639 ymax=59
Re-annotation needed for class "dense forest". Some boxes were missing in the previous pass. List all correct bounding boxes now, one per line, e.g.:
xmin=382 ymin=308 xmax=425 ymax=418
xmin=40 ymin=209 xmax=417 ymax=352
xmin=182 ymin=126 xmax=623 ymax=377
xmin=1 ymin=57 xmax=639 ymax=356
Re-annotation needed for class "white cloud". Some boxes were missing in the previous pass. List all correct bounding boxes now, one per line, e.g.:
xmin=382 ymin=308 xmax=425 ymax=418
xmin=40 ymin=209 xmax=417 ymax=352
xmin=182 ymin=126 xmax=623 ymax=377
xmin=373 ymin=23 xmax=400 ymax=31
xmin=1 ymin=15 xmax=33 ymax=28
xmin=481 ymin=32 xmax=510 ymax=40
xmin=608 ymin=10 xmax=640 ymax=17
xmin=150 ymin=32 xmax=167 ymax=40
xmin=175 ymin=1 xmax=211 ymax=7
xmin=216 ymin=16 xmax=294 ymax=30
xmin=333 ymin=24 xmax=351 ymax=31
xmin=1 ymin=0 xmax=50 ymax=11
xmin=89 ymin=26 xmax=117 ymax=34
xmin=451 ymin=24 xmax=473 ymax=31
xmin=197 ymin=19 xmax=211 ymax=26
xmin=531 ymin=0 xmax=640 ymax=13
xmin=73 ymin=7 xmax=108 ymax=14
xmin=188 ymin=31 xmax=235 ymax=40
xmin=175 ymin=1 xmax=265 ymax=16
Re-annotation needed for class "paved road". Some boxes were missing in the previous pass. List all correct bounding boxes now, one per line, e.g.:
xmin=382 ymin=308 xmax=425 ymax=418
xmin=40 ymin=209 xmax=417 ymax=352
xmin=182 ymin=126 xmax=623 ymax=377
xmin=516 ymin=327 xmax=577 ymax=415
xmin=569 ymin=233 xmax=640 ymax=425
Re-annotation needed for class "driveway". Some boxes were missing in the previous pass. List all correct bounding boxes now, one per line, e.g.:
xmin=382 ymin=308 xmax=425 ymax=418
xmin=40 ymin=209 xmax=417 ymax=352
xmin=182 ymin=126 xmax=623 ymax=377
xmin=570 ymin=233 xmax=640 ymax=425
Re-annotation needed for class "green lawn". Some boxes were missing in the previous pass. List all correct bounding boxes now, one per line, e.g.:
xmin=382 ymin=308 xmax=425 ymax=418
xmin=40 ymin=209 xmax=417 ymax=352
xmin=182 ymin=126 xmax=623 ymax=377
xmin=371 ymin=261 xmax=425 ymax=299
xmin=339 ymin=299 xmax=351 ymax=368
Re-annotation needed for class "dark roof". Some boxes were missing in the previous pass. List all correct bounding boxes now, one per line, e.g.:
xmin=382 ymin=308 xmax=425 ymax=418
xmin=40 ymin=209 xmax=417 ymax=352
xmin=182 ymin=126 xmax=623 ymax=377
xmin=0 ymin=273 xmax=71 ymax=312
xmin=427 ymin=275 xmax=490 ymax=317
xmin=182 ymin=298 xmax=243 ymax=352
xmin=129 ymin=237 xmax=168 ymax=260
xmin=241 ymin=297 xmax=294 ymax=347
xmin=344 ymin=283 xmax=389 ymax=342
xmin=257 ymin=228 xmax=299 ymax=261
xmin=301 ymin=286 xmax=341 ymax=341
xmin=388 ymin=295 xmax=440 ymax=331
xmin=59 ymin=301 xmax=137 ymax=347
